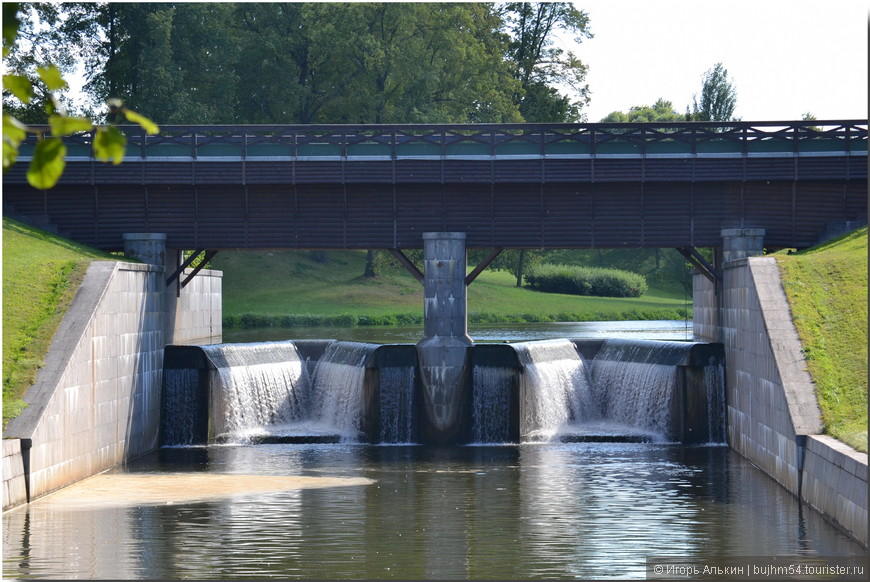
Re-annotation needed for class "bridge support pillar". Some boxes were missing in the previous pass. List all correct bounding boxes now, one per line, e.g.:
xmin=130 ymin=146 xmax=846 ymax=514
xmin=721 ymin=228 xmax=765 ymax=263
xmin=122 ymin=233 xmax=167 ymax=266
xmin=416 ymin=232 xmax=473 ymax=445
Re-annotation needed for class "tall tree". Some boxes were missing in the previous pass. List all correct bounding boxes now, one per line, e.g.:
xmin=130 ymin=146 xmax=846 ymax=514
xmin=691 ymin=62 xmax=738 ymax=122
xmin=500 ymin=2 xmax=592 ymax=122
xmin=89 ymin=3 xmax=241 ymax=124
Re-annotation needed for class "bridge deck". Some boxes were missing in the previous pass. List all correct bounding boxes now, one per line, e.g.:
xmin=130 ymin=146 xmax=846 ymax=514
xmin=3 ymin=121 xmax=866 ymax=251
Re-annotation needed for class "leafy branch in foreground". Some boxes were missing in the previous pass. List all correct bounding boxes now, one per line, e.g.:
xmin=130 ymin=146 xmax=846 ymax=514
xmin=2 ymin=2 xmax=159 ymax=189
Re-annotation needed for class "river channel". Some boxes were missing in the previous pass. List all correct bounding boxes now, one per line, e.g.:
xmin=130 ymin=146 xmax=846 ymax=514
xmin=2 ymin=321 xmax=865 ymax=580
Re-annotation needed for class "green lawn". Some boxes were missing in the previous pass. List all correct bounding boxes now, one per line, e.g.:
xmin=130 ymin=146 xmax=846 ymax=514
xmin=2 ymin=218 xmax=115 ymax=426
xmin=213 ymin=249 xmax=692 ymax=326
xmin=775 ymin=227 xmax=868 ymax=452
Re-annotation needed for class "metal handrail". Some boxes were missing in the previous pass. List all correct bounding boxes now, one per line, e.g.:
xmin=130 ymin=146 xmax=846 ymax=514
xmin=19 ymin=120 xmax=868 ymax=159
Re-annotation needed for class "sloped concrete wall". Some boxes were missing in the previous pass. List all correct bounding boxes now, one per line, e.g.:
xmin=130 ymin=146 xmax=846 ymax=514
xmin=694 ymin=256 xmax=867 ymax=546
xmin=2 ymin=261 xmax=221 ymax=509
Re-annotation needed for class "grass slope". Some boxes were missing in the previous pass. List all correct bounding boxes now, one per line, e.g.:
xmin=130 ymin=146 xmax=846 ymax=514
xmin=2 ymin=218 xmax=115 ymax=427
xmin=775 ymin=227 xmax=868 ymax=452
xmin=213 ymin=249 xmax=692 ymax=326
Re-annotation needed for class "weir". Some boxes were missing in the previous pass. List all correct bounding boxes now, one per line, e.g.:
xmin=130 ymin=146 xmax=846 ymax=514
xmin=161 ymin=232 xmax=725 ymax=447
xmin=162 ymin=338 xmax=725 ymax=447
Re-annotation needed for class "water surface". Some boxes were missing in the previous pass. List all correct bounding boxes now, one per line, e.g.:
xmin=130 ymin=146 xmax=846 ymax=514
xmin=223 ymin=319 xmax=694 ymax=344
xmin=3 ymin=443 xmax=862 ymax=580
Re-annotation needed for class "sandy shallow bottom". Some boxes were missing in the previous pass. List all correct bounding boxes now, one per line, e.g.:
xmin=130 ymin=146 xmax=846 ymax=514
xmin=34 ymin=473 xmax=375 ymax=510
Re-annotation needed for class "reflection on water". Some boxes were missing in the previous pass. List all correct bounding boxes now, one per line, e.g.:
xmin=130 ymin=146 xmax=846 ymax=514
xmin=3 ymin=444 xmax=862 ymax=580
xmin=223 ymin=319 xmax=694 ymax=344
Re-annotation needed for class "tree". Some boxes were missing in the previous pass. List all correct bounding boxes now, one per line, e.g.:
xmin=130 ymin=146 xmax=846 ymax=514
xmin=3 ymin=2 xmax=158 ymax=189
xmin=690 ymin=62 xmax=738 ymax=122
xmin=600 ymin=98 xmax=685 ymax=123
xmin=500 ymin=2 xmax=592 ymax=122
xmin=473 ymin=248 xmax=544 ymax=287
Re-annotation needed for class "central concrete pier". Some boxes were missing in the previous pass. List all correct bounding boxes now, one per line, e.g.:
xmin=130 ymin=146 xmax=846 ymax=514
xmin=416 ymin=232 xmax=473 ymax=444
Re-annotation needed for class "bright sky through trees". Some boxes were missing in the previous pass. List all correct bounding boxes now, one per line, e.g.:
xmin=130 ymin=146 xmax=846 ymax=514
xmin=570 ymin=0 xmax=867 ymax=121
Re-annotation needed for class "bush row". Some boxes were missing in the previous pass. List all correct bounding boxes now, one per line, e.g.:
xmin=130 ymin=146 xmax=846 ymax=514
xmin=524 ymin=264 xmax=648 ymax=298
xmin=223 ymin=312 xmax=424 ymax=329
xmin=223 ymin=308 xmax=690 ymax=329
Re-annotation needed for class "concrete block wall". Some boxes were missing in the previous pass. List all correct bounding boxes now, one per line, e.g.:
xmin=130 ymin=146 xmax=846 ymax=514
xmin=165 ymin=267 xmax=222 ymax=345
xmin=695 ymin=255 xmax=867 ymax=547
xmin=802 ymin=435 xmax=868 ymax=544
xmin=3 ymin=260 xmax=221 ymax=509
xmin=2 ymin=439 xmax=27 ymax=509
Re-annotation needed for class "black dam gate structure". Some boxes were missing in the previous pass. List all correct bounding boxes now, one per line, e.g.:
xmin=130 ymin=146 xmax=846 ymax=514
xmin=3 ymin=120 xmax=866 ymax=253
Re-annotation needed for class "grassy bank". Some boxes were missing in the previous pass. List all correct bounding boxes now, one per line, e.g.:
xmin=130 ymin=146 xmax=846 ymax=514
xmin=775 ymin=227 xmax=868 ymax=452
xmin=214 ymin=249 xmax=692 ymax=328
xmin=2 ymin=218 xmax=115 ymax=427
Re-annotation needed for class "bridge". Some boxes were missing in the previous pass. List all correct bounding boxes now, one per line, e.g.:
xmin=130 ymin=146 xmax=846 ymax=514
xmin=3 ymin=120 xmax=866 ymax=257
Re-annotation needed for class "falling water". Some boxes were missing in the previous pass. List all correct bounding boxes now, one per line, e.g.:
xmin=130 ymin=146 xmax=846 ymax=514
xmin=472 ymin=365 xmax=513 ymax=443
xmin=591 ymin=340 xmax=690 ymax=438
xmin=204 ymin=342 xmax=311 ymax=441
xmin=161 ymin=367 xmax=201 ymax=446
xmin=705 ymin=363 xmax=727 ymax=444
xmin=514 ymin=339 xmax=596 ymax=442
xmin=378 ymin=365 xmax=416 ymax=443
xmin=311 ymin=341 xmax=376 ymax=441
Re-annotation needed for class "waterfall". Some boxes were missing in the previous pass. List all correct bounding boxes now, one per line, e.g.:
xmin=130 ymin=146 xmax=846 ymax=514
xmin=591 ymin=340 xmax=690 ymax=438
xmin=472 ymin=365 xmax=513 ymax=443
xmin=514 ymin=339 xmax=596 ymax=442
xmin=311 ymin=341 xmax=376 ymax=441
xmin=378 ymin=365 xmax=416 ymax=444
xmin=161 ymin=368 xmax=201 ymax=446
xmin=705 ymin=363 xmax=727 ymax=444
xmin=203 ymin=342 xmax=311 ymax=440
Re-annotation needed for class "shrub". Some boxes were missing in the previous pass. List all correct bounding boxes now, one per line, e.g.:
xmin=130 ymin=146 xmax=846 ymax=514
xmin=524 ymin=264 xmax=648 ymax=298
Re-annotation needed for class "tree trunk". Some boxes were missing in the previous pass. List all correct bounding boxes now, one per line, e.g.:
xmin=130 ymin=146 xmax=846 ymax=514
xmin=515 ymin=249 xmax=525 ymax=287
xmin=364 ymin=249 xmax=377 ymax=278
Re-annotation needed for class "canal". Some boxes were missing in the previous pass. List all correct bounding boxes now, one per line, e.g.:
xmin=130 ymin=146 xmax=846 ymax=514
xmin=2 ymin=321 xmax=864 ymax=579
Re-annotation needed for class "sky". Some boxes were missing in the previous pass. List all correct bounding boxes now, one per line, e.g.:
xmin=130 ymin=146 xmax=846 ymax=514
xmin=564 ymin=0 xmax=869 ymax=122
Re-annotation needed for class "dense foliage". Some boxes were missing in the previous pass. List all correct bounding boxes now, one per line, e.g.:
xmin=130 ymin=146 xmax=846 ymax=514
xmin=524 ymin=263 xmax=648 ymax=298
xmin=4 ymin=2 xmax=593 ymax=125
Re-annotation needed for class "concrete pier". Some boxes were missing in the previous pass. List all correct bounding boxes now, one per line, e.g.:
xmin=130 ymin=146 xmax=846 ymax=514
xmin=721 ymin=228 xmax=765 ymax=263
xmin=416 ymin=232 xmax=473 ymax=444
xmin=122 ymin=232 xmax=167 ymax=266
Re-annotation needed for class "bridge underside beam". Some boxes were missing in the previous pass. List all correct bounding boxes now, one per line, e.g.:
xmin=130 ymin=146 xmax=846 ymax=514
xmin=465 ymin=247 xmax=503 ymax=286
xmin=167 ymin=249 xmax=219 ymax=292
xmin=675 ymin=247 xmax=719 ymax=284
xmin=389 ymin=249 xmax=424 ymax=283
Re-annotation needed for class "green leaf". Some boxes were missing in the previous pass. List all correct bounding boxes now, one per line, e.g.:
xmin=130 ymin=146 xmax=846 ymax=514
xmin=26 ymin=138 xmax=66 ymax=189
xmin=123 ymin=109 xmax=159 ymax=135
xmin=3 ymin=139 xmax=19 ymax=170
xmin=93 ymin=126 xmax=126 ymax=165
xmin=3 ymin=113 xmax=27 ymax=145
xmin=3 ymin=74 xmax=32 ymax=104
xmin=36 ymin=64 xmax=67 ymax=92
xmin=48 ymin=115 xmax=93 ymax=137
xmin=3 ymin=113 xmax=28 ymax=169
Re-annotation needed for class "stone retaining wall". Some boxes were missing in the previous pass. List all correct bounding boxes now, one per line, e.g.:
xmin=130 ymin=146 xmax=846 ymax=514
xmin=695 ymin=256 xmax=867 ymax=547
xmin=2 ymin=261 xmax=221 ymax=509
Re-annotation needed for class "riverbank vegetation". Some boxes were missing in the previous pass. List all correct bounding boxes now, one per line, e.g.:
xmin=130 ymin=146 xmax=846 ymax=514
xmin=2 ymin=218 xmax=114 ymax=427
xmin=775 ymin=227 xmax=868 ymax=452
